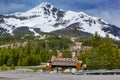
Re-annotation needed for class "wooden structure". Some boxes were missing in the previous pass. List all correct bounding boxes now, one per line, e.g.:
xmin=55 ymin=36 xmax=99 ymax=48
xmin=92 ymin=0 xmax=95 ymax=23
xmin=51 ymin=58 xmax=78 ymax=67
xmin=46 ymin=42 xmax=87 ymax=70
xmin=46 ymin=57 xmax=83 ymax=70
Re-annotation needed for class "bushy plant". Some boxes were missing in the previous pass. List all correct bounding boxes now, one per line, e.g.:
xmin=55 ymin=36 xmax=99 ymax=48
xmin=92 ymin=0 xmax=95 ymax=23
xmin=1 ymin=64 xmax=8 ymax=71
xmin=10 ymin=64 xmax=15 ymax=70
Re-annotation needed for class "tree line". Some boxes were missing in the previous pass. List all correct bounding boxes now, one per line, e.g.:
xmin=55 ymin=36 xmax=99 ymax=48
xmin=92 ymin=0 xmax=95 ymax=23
xmin=1 ymin=33 xmax=120 ymax=70
xmin=78 ymin=32 xmax=120 ymax=70
xmin=0 ymin=36 xmax=72 ymax=66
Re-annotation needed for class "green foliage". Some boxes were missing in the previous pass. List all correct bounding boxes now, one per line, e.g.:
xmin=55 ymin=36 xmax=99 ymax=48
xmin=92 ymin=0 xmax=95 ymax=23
xmin=10 ymin=64 xmax=15 ymax=70
xmin=63 ymin=50 xmax=72 ymax=58
xmin=91 ymin=32 xmax=102 ymax=48
xmin=78 ymin=33 xmax=120 ymax=70
xmin=0 ymin=36 xmax=72 ymax=66
xmin=1 ymin=64 xmax=8 ymax=71
xmin=77 ymin=36 xmax=92 ymax=46
xmin=72 ymin=27 xmax=78 ymax=34
xmin=0 ymin=35 xmax=36 ymax=45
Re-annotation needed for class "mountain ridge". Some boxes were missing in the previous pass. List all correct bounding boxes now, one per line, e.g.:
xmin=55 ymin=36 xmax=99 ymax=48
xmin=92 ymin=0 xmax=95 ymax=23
xmin=0 ymin=2 xmax=120 ymax=40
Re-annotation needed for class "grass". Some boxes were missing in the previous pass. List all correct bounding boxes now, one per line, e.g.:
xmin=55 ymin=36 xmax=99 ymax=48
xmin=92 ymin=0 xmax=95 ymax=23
xmin=15 ymin=62 xmax=46 ymax=72
xmin=0 ymin=62 xmax=46 ymax=72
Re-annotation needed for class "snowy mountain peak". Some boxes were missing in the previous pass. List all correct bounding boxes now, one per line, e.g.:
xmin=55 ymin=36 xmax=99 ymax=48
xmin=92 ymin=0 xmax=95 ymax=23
xmin=0 ymin=2 xmax=120 ymax=40
xmin=29 ymin=2 xmax=53 ymax=11
xmin=21 ymin=2 xmax=56 ymax=16
xmin=38 ymin=2 xmax=51 ymax=7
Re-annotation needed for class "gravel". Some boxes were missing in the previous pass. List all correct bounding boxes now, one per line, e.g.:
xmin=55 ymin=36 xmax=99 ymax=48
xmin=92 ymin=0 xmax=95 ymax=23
xmin=0 ymin=71 xmax=120 ymax=80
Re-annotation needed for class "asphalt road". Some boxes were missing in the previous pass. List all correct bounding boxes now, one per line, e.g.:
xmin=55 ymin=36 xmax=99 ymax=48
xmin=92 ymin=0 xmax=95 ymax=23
xmin=0 ymin=71 xmax=120 ymax=80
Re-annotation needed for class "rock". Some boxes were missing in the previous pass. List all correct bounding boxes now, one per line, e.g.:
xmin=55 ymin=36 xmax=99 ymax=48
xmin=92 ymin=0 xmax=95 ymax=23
xmin=50 ymin=70 xmax=57 ymax=74
xmin=58 ymin=67 xmax=62 ymax=71
xmin=71 ymin=68 xmax=77 ymax=74
xmin=64 ymin=69 xmax=71 ymax=73
xmin=37 ymin=69 xmax=43 ymax=73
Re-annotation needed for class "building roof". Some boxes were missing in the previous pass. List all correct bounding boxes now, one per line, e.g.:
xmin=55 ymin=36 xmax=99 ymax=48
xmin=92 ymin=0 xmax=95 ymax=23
xmin=51 ymin=58 xmax=78 ymax=66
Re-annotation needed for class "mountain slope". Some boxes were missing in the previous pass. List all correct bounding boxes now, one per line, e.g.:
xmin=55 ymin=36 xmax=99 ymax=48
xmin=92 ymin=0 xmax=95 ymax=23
xmin=0 ymin=2 xmax=120 ymax=40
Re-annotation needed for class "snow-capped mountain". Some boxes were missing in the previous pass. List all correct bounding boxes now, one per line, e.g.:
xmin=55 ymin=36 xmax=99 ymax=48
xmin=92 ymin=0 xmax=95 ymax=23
xmin=0 ymin=2 xmax=120 ymax=39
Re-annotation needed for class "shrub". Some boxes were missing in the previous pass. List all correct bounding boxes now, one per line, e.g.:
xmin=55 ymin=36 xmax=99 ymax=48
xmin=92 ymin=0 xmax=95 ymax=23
xmin=1 ymin=64 xmax=8 ymax=71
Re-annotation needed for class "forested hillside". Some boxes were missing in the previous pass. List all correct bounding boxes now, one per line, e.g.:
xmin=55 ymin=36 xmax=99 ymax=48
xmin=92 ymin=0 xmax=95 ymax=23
xmin=78 ymin=33 xmax=120 ymax=70
xmin=0 ymin=36 xmax=72 ymax=66
xmin=0 ymin=33 xmax=120 ymax=70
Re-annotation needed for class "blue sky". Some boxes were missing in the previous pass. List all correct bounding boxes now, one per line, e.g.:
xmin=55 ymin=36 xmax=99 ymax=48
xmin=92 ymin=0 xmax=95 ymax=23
xmin=0 ymin=0 xmax=120 ymax=26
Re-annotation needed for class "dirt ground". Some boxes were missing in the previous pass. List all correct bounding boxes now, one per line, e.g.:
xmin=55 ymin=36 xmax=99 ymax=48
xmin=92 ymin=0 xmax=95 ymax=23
xmin=0 ymin=71 xmax=120 ymax=80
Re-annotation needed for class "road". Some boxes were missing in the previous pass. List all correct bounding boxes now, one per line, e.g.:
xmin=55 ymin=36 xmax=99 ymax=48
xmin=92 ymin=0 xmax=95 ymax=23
xmin=0 ymin=71 xmax=120 ymax=80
